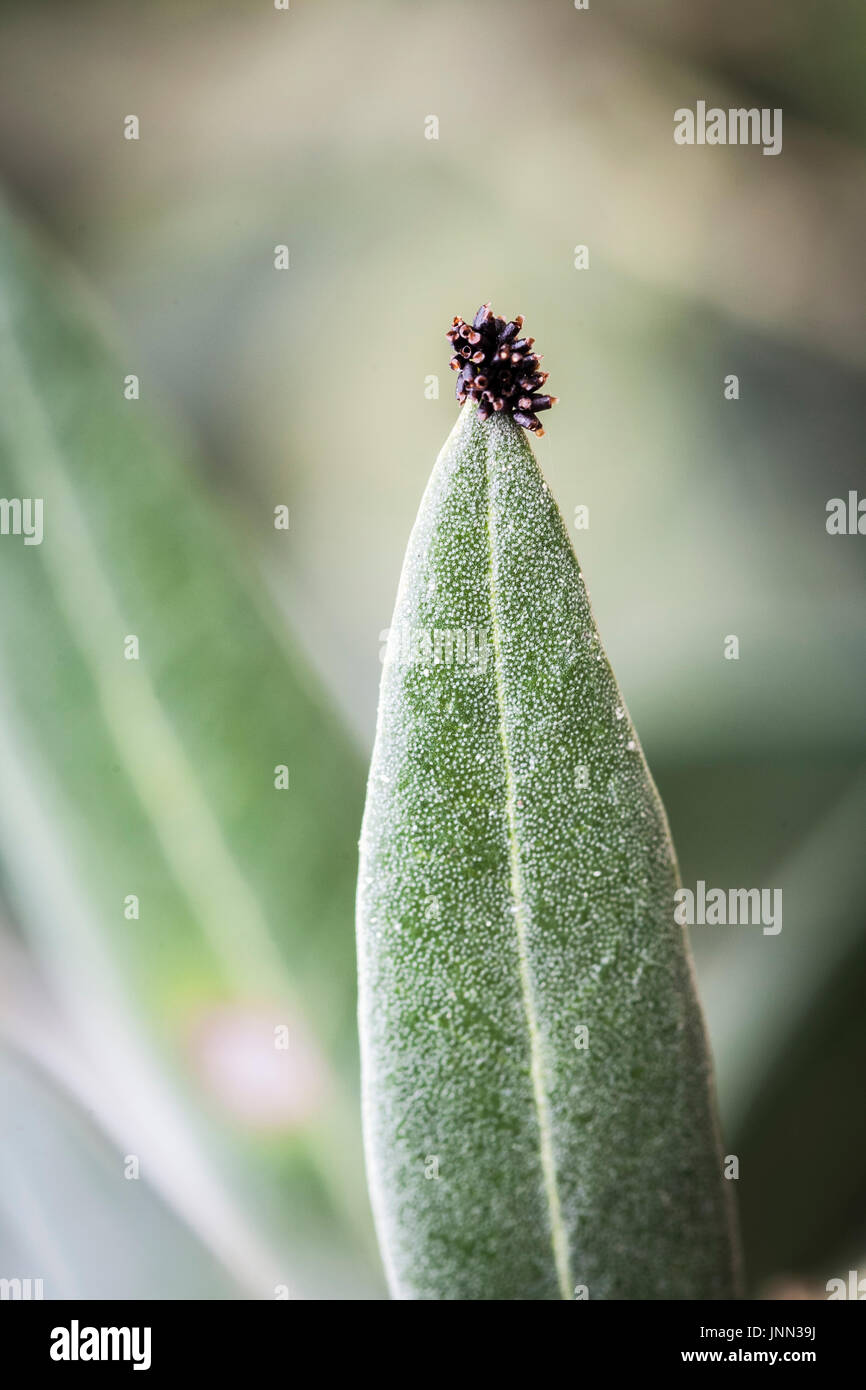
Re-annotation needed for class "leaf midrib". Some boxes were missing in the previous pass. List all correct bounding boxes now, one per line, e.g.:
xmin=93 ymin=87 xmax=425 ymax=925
xmin=482 ymin=419 xmax=574 ymax=1301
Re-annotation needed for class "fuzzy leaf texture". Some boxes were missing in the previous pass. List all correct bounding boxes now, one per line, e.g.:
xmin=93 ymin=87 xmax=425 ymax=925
xmin=357 ymin=401 xmax=740 ymax=1300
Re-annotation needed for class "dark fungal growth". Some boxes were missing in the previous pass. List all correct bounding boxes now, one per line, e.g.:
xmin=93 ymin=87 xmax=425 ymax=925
xmin=447 ymin=303 xmax=558 ymax=435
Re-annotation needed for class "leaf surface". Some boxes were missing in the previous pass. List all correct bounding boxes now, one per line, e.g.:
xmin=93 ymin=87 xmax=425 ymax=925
xmin=358 ymin=402 xmax=739 ymax=1300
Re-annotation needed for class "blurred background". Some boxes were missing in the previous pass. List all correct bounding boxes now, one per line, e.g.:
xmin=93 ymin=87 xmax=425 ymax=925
xmin=0 ymin=0 xmax=864 ymax=1299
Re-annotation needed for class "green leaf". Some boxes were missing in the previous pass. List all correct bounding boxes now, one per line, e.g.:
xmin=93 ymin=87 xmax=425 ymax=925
xmin=0 ymin=199 xmax=380 ymax=1294
xmin=357 ymin=401 xmax=740 ymax=1300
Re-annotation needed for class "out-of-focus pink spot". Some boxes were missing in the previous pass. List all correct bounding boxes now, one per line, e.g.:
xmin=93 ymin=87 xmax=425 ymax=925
xmin=189 ymin=1004 xmax=330 ymax=1131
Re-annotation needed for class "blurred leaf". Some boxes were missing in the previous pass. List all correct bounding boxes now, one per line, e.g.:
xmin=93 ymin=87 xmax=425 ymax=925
xmin=0 ymin=1030 xmax=245 ymax=1300
xmin=698 ymin=769 xmax=866 ymax=1285
xmin=701 ymin=771 xmax=866 ymax=1132
xmin=0 ymin=197 xmax=381 ymax=1296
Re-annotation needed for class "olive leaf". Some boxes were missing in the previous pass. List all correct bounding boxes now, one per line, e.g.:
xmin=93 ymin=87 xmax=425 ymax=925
xmin=357 ymin=401 xmax=740 ymax=1300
